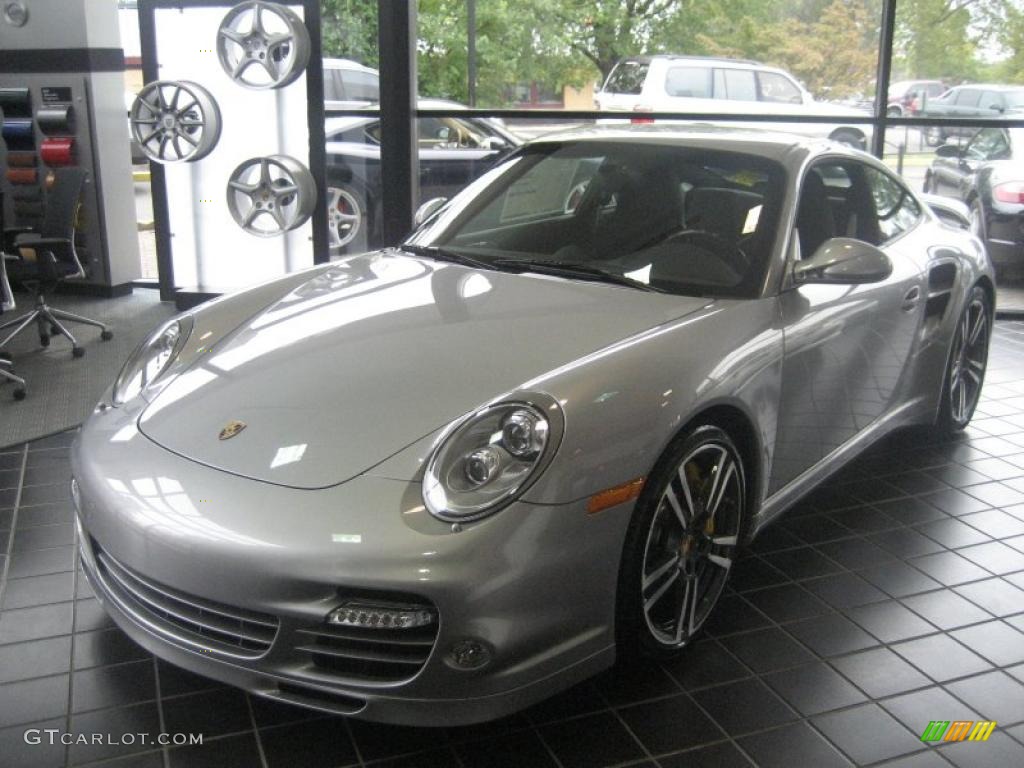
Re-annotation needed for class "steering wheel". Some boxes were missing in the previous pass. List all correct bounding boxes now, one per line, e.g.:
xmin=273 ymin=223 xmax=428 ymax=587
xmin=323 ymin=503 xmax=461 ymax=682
xmin=646 ymin=228 xmax=750 ymax=277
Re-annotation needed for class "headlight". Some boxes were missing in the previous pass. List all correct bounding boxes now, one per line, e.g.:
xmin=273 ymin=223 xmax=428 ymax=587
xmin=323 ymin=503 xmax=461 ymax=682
xmin=112 ymin=316 xmax=193 ymax=405
xmin=423 ymin=400 xmax=560 ymax=522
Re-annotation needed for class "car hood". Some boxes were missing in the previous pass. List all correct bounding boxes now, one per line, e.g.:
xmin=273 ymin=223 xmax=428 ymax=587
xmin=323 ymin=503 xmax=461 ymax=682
xmin=139 ymin=251 xmax=711 ymax=489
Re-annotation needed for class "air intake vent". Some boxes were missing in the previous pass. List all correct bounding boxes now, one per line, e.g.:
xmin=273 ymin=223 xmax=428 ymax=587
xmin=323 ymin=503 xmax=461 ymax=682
xmin=295 ymin=620 xmax=438 ymax=683
xmin=92 ymin=542 xmax=278 ymax=659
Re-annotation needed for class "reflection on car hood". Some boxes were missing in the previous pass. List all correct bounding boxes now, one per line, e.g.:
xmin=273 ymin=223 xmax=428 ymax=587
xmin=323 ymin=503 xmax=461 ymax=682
xmin=139 ymin=250 xmax=712 ymax=489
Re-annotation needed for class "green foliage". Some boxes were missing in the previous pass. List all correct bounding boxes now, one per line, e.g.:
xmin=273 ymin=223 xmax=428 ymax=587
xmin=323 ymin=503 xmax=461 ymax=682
xmin=317 ymin=0 xmax=1024 ymax=107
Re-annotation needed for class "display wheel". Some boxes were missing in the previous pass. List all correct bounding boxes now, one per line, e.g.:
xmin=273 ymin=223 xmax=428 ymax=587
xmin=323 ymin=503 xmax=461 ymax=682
xmin=217 ymin=1 xmax=311 ymax=90
xmin=130 ymin=81 xmax=222 ymax=164
xmin=227 ymin=155 xmax=316 ymax=237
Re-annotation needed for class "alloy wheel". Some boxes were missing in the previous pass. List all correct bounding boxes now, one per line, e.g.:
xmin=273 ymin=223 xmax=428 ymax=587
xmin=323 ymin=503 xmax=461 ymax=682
xmin=949 ymin=296 xmax=989 ymax=425
xmin=327 ymin=186 xmax=362 ymax=251
xmin=640 ymin=440 xmax=742 ymax=647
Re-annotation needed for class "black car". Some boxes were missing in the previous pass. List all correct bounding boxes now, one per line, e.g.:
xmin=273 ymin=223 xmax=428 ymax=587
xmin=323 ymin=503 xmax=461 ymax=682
xmin=924 ymin=126 xmax=1024 ymax=276
xmin=919 ymin=84 xmax=1024 ymax=145
xmin=324 ymin=101 xmax=520 ymax=255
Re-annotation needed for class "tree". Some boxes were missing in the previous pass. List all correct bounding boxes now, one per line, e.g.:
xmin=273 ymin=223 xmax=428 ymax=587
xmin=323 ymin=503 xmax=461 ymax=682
xmin=320 ymin=0 xmax=379 ymax=67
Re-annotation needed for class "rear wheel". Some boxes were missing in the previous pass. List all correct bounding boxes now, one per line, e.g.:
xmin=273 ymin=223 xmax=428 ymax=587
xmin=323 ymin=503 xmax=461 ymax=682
xmin=617 ymin=425 xmax=747 ymax=660
xmin=937 ymin=285 xmax=991 ymax=434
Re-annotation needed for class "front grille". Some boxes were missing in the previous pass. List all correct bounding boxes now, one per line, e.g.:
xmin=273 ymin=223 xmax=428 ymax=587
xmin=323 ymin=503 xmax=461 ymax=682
xmin=92 ymin=542 xmax=278 ymax=659
xmin=296 ymin=620 xmax=437 ymax=683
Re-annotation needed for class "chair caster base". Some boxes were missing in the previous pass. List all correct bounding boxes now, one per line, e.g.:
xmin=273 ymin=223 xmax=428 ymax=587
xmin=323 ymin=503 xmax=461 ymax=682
xmin=0 ymin=350 xmax=10 ymax=361
xmin=13 ymin=388 xmax=26 ymax=401
xmin=72 ymin=347 xmax=85 ymax=359
xmin=100 ymin=330 xmax=113 ymax=341
xmin=39 ymin=335 xmax=50 ymax=347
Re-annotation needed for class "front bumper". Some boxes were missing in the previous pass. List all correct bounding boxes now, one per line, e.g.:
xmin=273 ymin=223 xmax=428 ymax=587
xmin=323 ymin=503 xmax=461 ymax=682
xmin=72 ymin=406 xmax=629 ymax=726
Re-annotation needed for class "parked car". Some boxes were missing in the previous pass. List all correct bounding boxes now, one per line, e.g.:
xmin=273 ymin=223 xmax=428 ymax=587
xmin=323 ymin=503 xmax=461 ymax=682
xmin=595 ymin=55 xmax=871 ymax=149
xmin=919 ymin=84 xmax=1024 ymax=145
xmin=324 ymin=99 xmax=520 ymax=254
xmin=323 ymin=57 xmax=380 ymax=110
xmin=886 ymin=79 xmax=946 ymax=117
xmin=925 ymin=126 xmax=1024 ymax=276
xmin=74 ymin=126 xmax=993 ymax=726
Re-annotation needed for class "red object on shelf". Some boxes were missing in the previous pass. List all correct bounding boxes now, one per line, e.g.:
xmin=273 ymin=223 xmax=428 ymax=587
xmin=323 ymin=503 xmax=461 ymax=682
xmin=6 ymin=151 xmax=37 ymax=167
xmin=40 ymin=137 xmax=75 ymax=166
xmin=5 ymin=167 xmax=38 ymax=184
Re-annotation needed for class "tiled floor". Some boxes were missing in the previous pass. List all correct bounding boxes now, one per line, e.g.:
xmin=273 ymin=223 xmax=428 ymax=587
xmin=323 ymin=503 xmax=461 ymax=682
xmin=4 ymin=329 xmax=1024 ymax=768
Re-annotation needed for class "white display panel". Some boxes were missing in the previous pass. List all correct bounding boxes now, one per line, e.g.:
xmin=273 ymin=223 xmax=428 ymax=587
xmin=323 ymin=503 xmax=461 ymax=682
xmin=153 ymin=4 xmax=314 ymax=291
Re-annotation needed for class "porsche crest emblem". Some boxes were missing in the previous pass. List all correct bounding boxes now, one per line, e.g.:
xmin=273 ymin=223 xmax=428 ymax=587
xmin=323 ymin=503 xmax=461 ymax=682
xmin=218 ymin=420 xmax=247 ymax=440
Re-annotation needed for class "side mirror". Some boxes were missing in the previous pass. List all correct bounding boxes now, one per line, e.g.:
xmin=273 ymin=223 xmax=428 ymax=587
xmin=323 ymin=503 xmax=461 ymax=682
xmin=793 ymin=238 xmax=893 ymax=285
xmin=935 ymin=143 xmax=961 ymax=159
xmin=413 ymin=197 xmax=448 ymax=228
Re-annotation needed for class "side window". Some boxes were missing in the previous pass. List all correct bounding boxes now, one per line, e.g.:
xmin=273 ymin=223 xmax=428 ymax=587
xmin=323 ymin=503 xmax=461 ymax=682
xmin=345 ymin=70 xmax=379 ymax=102
xmin=863 ymin=166 xmax=921 ymax=242
xmin=758 ymin=72 xmax=802 ymax=104
xmin=604 ymin=61 xmax=649 ymax=95
xmin=323 ymin=69 xmax=344 ymax=101
xmin=981 ymin=92 xmax=1004 ymax=112
xmin=722 ymin=69 xmax=757 ymax=101
xmin=956 ymin=89 xmax=981 ymax=107
xmin=966 ymin=129 xmax=1009 ymax=160
xmin=664 ymin=66 xmax=711 ymax=98
xmin=794 ymin=162 xmax=849 ymax=259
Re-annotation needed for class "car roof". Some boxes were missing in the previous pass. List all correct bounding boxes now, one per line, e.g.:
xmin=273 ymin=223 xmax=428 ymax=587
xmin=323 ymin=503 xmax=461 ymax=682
xmin=950 ymin=83 xmax=1024 ymax=92
xmin=523 ymin=123 xmax=844 ymax=166
xmin=619 ymin=55 xmax=764 ymax=68
xmin=322 ymin=58 xmax=378 ymax=75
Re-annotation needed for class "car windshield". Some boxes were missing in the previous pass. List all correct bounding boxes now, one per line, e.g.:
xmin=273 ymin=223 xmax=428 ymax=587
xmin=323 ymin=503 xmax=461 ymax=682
xmin=409 ymin=141 xmax=786 ymax=298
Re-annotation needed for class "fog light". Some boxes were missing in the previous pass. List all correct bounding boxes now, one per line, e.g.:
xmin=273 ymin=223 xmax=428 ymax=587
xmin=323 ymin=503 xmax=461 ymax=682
xmin=326 ymin=600 xmax=435 ymax=630
xmin=447 ymin=639 xmax=492 ymax=670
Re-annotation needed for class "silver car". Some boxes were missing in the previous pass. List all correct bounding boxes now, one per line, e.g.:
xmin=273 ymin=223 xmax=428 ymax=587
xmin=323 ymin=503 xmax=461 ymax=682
xmin=72 ymin=127 xmax=994 ymax=726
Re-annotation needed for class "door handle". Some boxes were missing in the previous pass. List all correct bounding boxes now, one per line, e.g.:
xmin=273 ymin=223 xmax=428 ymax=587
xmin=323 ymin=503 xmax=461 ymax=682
xmin=902 ymin=286 xmax=921 ymax=311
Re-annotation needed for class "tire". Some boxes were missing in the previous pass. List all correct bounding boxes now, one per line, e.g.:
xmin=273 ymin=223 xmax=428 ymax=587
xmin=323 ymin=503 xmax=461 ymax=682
xmin=886 ymin=105 xmax=902 ymax=118
xmin=616 ymin=425 xmax=747 ymax=661
xmin=936 ymin=285 xmax=991 ymax=434
xmin=829 ymin=129 xmax=866 ymax=150
xmin=326 ymin=181 xmax=371 ymax=257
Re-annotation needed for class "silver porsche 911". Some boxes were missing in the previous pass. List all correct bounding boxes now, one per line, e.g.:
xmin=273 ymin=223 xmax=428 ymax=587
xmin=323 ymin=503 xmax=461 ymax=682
xmin=72 ymin=127 xmax=994 ymax=726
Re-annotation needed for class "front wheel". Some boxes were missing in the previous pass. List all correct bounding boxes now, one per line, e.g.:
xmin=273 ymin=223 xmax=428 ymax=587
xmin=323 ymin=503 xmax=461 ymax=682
xmin=616 ymin=425 xmax=747 ymax=661
xmin=937 ymin=285 xmax=991 ymax=434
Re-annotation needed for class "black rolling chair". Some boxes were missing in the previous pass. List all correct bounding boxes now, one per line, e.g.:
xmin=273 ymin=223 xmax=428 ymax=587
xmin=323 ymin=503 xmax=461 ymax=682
xmin=0 ymin=168 xmax=112 ymax=358
xmin=0 ymin=194 xmax=27 ymax=399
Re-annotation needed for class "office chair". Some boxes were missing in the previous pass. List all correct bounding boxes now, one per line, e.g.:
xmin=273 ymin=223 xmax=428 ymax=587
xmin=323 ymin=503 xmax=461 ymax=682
xmin=0 ymin=194 xmax=27 ymax=399
xmin=0 ymin=167 xmax=112 ymax=358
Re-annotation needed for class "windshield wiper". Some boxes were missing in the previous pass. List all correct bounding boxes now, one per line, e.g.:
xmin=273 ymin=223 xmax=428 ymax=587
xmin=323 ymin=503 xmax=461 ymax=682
xmin=399 ymin=244 xmax=493 ymax=270
xmin=490 ymin=258 xmax=665 ymax=293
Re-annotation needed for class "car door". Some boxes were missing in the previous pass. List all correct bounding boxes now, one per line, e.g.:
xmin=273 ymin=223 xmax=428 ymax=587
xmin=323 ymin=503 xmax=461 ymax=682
xmin=771 ymin=159 xmax=929 ymax=493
